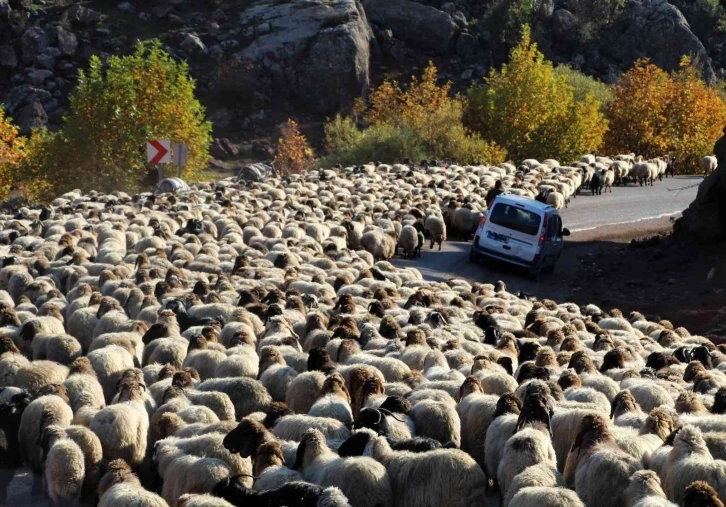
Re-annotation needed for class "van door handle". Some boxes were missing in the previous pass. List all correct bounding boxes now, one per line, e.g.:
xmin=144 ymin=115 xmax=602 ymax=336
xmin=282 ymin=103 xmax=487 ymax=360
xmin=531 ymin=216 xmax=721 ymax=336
xmin=503 ymin=246 xmax=511 ymax=250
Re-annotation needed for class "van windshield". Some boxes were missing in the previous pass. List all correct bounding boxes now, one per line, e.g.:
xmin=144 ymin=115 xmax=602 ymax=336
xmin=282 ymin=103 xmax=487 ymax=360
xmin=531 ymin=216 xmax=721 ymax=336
xmin=489 ymin=203 xmax=542 ymax=236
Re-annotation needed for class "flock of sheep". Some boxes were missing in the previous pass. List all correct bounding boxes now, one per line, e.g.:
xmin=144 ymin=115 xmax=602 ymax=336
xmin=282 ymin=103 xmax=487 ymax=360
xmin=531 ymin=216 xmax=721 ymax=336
xmin=0 ymin=158 xmax=723 ymax=507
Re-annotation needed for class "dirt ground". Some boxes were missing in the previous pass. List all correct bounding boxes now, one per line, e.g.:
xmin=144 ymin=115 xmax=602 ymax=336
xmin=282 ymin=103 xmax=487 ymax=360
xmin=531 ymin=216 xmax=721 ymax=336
xmin=564 ymin=221 xmax=726 ymax=343
xmin=394 ymin=215 xmax=726 ymax=342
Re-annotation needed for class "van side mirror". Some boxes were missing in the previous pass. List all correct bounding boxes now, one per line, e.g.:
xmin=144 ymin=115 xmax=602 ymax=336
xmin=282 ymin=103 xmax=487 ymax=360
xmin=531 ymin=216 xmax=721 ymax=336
xmin=562 ymin=228 xmax=571 ymax=237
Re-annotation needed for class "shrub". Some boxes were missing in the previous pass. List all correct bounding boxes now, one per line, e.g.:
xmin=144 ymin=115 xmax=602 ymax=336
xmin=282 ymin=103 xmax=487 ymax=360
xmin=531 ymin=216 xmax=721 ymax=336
xmin=465 ymin=26 xmax=608 ymax=163
xmin=322 ymin=63 xmax=506 ymax=166
xmin=28 ymin=40 xmax=212 ymax=195
xmin=604 ymin=58 xmax=726 ymax=173
xmin=273 ymin=119 xmax=316 ymax=175
xmin=554 ymin=66 xmax=613 ymax=108
xmin=0 ymin=107 xmax=26 ymax=200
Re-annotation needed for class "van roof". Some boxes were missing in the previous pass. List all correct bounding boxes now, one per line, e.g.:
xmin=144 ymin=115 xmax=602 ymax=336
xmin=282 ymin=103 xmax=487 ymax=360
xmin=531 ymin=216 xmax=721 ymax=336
xmin=495 ymin=194 xmax=555 ymax=213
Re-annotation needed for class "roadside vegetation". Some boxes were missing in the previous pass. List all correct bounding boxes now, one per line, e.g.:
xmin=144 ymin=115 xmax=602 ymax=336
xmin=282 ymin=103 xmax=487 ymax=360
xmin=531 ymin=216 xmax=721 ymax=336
xmin=1 ymin=28 xmax=725 ymax=203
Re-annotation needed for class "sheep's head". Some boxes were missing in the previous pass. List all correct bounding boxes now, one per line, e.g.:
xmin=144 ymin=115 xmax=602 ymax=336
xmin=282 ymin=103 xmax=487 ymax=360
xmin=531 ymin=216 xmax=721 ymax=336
xmin=693 ymin=372 xmax=719 ymax=394
xmin=684 ymin=481 xmax=724 ymax=507
xmin=37 ymin=383 xmax=70 ymax=403
xmin=98 ymin=459 xmax=138 ymax=497
xmin=353 ymin=376 xmax=384 ymax=419
xmin=223 ymin=418 xmax=269 ymax=458
xmin=692 ymin=345 xmax=718 ymax=370
xmin=379 ymin=315 xmax=401 ymax=339
xmin=157 ymin=412 xmax=185 ymax=439
xmin=69 ymin=357 xmax=95 ymax=377
xmin=0 ymin=335 xmax=20 ymax=354
xmin=253 ymin=441 xmax=286 ymax=476
xmin=610 ymin=390 xmax=640 ymax=419
xmin=321 ymin=372 xmax=350 ymax=402
xmin=292 ymin=428 xmax=326 ymax=470
xmin=516 ymin=363 xmax=551 ymax=384
xmin=96 ymin=296 xmax=123 ymax=319
xmin=558 ymin=370 xmax=581 ymax=391
xmin=18 ymin=320 xmax=41 ymax=342
xmin=642 ymin=407 xmax=678 ymax=441
xmin=535 ymin=347 xmax=557 ymax=368
xmin=354 ymin=408 xmax=388 ymax=434
xmin=187 ymin=334 xmax=208 ymax=352
xmin=568 ymin=351 xmax=596 ymax=374
xmin=157 ymin=364 xmax=177 ymax=381
xmin=171 ymin=370 xmax=194 ymax=390
xmin=258 ymin=346 xmax=285 ymax=378
xmin=624 ymin=470 xmax=667 ymax=505
xmin=459 ymin=376 xmax=484 ymax=400
xmin=156 ymin=309 xmax=178 ymax=326
xmin=516 ymin=392 xmax=554 ymax=436
xmin=712 ymin=387 xmax=726 ymax=415
xmin=518 ymin=341 xmax=541 ymax=363
xmin=379 ymin=395 xmax=412 ymax=415
xmin=493 ymin=393 xmax=522 ymax=418
xmin=572 ymin=414 xmax=612 ymax=455
xmin=262 ymin=401 xmax=292 ymax=429
xmin=338 ymin=429 xmax=376 ymax=458
xmin=307 ymin=347 xmax=334 ymax=373
xmin=0 ymin=391 xmax=32 ymax=421
xmin=404 ymin=328 xmax=427 ymax=347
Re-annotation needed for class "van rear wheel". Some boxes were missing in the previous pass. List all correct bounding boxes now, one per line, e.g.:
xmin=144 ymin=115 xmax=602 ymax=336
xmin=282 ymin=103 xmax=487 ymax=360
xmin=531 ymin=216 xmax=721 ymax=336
xmin=543 ymin=264 xmax=555 ymax=274
xmin=469 ymin=250 xmax=480 ymax=263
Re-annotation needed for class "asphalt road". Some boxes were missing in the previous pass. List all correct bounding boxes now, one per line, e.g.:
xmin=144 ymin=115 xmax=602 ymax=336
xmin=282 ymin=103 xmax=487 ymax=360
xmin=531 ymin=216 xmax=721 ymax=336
xmin=393 ymin=175 xmax=702 ymax=299
xmin=558 ymin=175 xmax=700 ymax=232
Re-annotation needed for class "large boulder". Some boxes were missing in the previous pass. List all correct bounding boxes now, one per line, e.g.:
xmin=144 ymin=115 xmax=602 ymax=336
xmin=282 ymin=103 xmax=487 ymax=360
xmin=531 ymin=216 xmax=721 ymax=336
xmin=0 ymin=45 xmax=17 ymax=68
xmin=21 ymin=27 xmax=49 ymax=64
xmin=62 ymin=5 xmax=101 ymax=27
xmin=54 ymin=25 xmax=78 ymax=56
xmin=674 ymin=131 xmax=726 ymax=243
xmin=598 ymin=0 xmax=713 ymax=80
xmin=16 ymin=100 xmax=48 ymax=134
xmin=362 ymin=0 xmax=458 ymax=54
xmin=237 ymin=0 xmax=374 ymax=114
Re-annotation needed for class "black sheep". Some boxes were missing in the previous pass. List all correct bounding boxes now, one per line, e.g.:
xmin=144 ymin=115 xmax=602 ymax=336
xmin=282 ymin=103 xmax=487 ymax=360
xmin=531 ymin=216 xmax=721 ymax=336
xmin=0 ymin=391 xmax=33 ymax=504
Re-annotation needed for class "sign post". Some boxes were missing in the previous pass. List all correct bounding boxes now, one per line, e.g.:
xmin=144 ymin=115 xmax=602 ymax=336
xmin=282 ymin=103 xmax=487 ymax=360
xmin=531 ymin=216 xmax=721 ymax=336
xmin=173 ymin=143 xmax=189 ymax=177
xmin=147 ymin=140 xmax=171 ymax=182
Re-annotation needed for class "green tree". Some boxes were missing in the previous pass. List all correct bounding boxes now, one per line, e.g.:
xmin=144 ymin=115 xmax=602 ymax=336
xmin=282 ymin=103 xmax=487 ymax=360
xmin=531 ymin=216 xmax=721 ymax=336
xmin=322 ymin=63 xmax=506 ymax=166
xmin=27 ymin=40 xmax=212 ymax=195
xmin=465 ymin=26 xmax=608 ymax=163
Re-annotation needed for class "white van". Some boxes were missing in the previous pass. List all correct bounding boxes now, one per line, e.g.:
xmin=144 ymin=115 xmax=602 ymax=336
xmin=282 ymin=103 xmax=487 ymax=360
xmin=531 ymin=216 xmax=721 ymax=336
xmin=469 ymin=194 xmax=570 ymax=278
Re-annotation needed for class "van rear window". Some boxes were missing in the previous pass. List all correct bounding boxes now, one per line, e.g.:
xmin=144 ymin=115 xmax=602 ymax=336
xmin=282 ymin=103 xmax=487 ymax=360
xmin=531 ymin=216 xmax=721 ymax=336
xmin=489 ymin=203 xmax=542 ymax=235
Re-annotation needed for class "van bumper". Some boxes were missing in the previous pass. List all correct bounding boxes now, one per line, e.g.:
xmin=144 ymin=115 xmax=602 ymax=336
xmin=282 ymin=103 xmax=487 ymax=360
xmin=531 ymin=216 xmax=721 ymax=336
xmin=470 ymin=240 xmax=540 ymax=269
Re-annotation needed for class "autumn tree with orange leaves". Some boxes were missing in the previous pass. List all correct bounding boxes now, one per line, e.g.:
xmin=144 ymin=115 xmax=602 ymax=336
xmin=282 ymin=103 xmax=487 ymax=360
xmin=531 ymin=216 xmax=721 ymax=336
xmin=604 ymin=58 xmax=726 ymax=173
xmin=273 ymin=119 xmax=316 ymax=175
xmin=0 ymin=107 xmax=26 ymax=200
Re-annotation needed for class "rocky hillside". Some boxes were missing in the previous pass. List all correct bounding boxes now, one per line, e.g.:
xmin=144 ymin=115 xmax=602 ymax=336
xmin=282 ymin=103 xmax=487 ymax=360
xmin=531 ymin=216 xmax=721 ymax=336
xmin=0 ymin=0 xmax=721 ymax=162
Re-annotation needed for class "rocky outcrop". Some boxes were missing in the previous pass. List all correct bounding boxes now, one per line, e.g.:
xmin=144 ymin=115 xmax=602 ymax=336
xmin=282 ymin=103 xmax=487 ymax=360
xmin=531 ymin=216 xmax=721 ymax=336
xmin=674 ymin=131 xmax=726 ymax=243
xmin=598 ymin=0 xmax=713 ymax=80
xmin=362 ymin=0 xmax=458 ymax=54
xmin=237 ymin=0 xmax=374 ymax=114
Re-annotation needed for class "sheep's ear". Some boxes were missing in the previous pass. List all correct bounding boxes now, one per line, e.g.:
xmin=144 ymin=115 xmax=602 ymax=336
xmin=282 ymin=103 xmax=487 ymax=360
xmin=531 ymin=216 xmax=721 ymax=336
xmin=292 ymin=439 xmax=307 ymax=470
xmin=497 ymin=357 xmax=514 ymax=376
